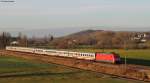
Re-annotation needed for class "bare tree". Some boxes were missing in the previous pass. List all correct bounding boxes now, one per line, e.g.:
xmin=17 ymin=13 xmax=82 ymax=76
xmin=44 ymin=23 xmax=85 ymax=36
xmin=0 ymin=32 xmax=11 ymax=49
xmin=18 ymin=32 xmax=28 ymax=47
xmin=95 ymin=31 xmax=114 ymax=48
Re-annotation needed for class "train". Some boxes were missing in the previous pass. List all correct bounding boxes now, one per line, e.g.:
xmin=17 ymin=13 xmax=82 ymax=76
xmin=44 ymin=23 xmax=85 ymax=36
xmin=6 ymin=46 xmax=121 ymax=64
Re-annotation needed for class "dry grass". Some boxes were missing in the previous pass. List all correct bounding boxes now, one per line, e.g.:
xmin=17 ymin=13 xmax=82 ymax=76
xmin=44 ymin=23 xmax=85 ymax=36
xmin=0 ymin=56 xmax=145 ymax=83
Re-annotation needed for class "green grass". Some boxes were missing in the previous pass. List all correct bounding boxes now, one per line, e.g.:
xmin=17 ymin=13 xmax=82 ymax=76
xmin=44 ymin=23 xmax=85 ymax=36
xmin=71 ymin=49 xmax=150 ymax=66
xmin=0 ymin=56 xmax=146 ymax=83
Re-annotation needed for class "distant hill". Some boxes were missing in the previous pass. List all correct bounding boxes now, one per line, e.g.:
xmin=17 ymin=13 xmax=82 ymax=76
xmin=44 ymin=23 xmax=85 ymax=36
xmin=52 ymin=29 xmax=112 ymax=46
xmin=51 ymin=29 xmax=150 ymax=49
xmin=67 ymin=30 xmax=103 ymax=37
xmin=8 ymin=27 xmax=150 ymax=38
xmin=9 ymin=27 xmax=94 ymax=38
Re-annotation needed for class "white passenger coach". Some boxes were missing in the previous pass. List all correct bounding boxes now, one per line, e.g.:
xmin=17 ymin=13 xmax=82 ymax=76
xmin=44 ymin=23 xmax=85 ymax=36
xmin=6 ymin=46 xmax=95 ymax=60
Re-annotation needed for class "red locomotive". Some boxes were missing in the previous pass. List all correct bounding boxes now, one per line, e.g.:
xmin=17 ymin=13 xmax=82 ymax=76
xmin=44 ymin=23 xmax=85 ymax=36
xmin=95 ymin=52 xmax=121 ymax=63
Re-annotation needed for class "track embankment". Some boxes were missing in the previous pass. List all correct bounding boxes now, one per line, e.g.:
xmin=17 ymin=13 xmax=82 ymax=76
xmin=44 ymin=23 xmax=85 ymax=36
xmin=0 ymin=50 xmax=150 ymax=82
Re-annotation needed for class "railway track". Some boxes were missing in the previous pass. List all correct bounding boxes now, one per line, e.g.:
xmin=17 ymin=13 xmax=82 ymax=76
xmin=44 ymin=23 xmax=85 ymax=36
xmin=0 ymin=50 xmax=150 ymax=82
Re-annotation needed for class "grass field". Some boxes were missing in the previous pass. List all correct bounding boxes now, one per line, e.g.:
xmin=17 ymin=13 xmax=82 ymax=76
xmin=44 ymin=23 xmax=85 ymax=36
xmin=0 ymin=55 xmax=146 ymax=83
xmin=71 ymin=49 xmax=150 ymax=66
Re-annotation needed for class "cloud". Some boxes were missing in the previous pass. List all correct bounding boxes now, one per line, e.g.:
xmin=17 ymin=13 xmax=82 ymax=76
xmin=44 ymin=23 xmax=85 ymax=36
xmin=79 ymin=4 xmax=150 ymax=12
xmin=0 ymin=2 xmax=150 ymax=16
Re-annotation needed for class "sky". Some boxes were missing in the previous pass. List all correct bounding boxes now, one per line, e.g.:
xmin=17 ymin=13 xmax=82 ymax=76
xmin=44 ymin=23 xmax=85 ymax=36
xmin=0 ymin=0 xmax=150 ymax=36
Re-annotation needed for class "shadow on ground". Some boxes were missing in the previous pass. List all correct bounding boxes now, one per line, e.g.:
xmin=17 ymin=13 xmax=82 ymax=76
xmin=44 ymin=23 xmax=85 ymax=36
xmin=0 ymin=71 xmax=81 ymax=78
xmin=121 ymin=58 xmax=150 ymax=66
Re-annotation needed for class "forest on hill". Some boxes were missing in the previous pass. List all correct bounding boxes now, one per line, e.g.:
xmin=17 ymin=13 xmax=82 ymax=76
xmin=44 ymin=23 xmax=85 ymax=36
xmin=51 ymin=30 xmax=150 ymax=49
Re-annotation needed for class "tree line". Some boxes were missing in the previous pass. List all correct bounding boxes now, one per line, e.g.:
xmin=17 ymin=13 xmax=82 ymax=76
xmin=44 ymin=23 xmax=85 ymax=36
xmin=0 ymin=31 xmax=150 ymax=49
xmin=0 ymin=32 xmax=54 ymax=49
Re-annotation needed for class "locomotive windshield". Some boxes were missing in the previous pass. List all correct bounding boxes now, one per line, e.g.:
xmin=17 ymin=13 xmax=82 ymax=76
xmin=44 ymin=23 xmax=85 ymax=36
xmin=114 ymin=55 xmax=120 ymax=58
